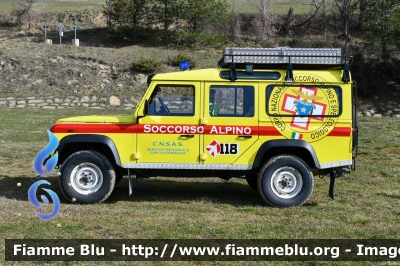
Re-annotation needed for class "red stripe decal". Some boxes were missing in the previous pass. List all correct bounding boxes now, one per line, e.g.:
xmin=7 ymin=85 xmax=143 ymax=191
xmin=202 ymin=125 xmax=258 ymax=135
xmin=137 ymin=124 xmax=258 ymax=135
xmin=51 ymin=123 xmax=350 ymax=137
xmin=51 ymin=123 xmax=137 ymax=134
xmin=328 ymin=127 xmax=352 ymax=137
xmin=258 ymin=126 xmax=282 ymax=136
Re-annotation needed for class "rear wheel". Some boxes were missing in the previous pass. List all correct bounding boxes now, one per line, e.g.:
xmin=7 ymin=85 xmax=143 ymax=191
xmin=59 ymin=150 xmax=116 ymax=204
xmin=257 ymin=155 xmax=314 ymax=207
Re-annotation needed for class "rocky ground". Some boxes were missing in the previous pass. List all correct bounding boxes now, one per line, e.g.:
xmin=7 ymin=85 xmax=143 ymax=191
xmin=0 ymin=11 xmax=399 ymax=116
xmin=0 ymin=27 xmax=218 ymax=110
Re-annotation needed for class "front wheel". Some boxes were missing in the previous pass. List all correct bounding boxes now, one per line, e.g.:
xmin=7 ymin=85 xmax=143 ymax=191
xmin=59 ymin=150 xmax=116 ymax=204
xmin=257 ymin=155 xmax=314 ymax=207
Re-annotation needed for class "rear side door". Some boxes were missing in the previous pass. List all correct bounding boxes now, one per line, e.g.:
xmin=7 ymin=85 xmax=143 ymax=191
xmin=202 ymin=82 xmax=259 ymax=168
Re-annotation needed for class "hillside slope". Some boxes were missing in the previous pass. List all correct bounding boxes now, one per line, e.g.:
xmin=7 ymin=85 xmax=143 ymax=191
xmin=0 ymin=26 xmax=220 ymax=101
xmin=1 ymin=19 xmax=399 ymax=116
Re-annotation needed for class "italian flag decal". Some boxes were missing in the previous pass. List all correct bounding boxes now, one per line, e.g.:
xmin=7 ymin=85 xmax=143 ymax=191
xmin=291 ymin=132 xmax=303 ymax=140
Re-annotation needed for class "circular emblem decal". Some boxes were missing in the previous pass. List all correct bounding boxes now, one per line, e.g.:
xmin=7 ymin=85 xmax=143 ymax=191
xmin=268 ymin=74 xmax=340 ymax=143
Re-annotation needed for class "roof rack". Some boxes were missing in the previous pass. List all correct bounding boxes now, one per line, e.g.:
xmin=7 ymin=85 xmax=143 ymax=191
xmin=218 ymin=47 xmax=353 ymax=83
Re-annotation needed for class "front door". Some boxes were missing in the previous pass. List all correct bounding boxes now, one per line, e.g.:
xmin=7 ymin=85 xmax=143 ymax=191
xmin=137 ymin=82 xmax=201 ymax=166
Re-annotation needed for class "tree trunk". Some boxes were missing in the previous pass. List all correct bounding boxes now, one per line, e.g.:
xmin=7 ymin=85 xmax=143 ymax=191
xmin=282 ymin=7 xmax=294 ymax=34
xmin=164 ymin=1 xmax=168 ymax=40
xmin=344 ymin=20 xmax=349 ymax=53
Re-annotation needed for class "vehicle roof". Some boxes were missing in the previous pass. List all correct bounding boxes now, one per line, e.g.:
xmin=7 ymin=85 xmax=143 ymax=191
xmin=152 ymin=68 xmax=221 ymax=82
xmin=151 ymin=67 xmax=346 ymax=83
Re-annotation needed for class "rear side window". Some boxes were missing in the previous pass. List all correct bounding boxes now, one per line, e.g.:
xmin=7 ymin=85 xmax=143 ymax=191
xmin=209 ymin=86 xmax=254 ymax=117
xmin=266 ymin=85 xmax=342 ymax=117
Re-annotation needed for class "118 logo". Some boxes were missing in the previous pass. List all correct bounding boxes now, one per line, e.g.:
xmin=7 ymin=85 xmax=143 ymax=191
xmin=206 ymin=140 xmax=240 ymax=158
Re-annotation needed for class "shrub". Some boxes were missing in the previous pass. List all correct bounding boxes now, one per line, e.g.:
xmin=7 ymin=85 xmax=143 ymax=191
xmin=390 ymin=57 xmax=400 ymax=86
xmin=193 ymin=32 xmax=229 ymax=49
xmin=351 ymin=51 xmax=400 ymax=98
xmin=178 ymin=30 xmax=229 ymax=49
xmin=0 ymin=12 xmax=11 ymax=26
xmin=132 ymin=57 xmax=162 ymax=73
xmin=278 ymin=37 xmax=307 ymax=48
xmin=167 ymin=54 xmax=197 ymax=69
xmin=278 ymin=37 xmax=340 ymax=48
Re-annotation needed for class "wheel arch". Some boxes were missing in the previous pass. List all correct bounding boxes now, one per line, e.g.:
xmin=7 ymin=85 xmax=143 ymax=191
xmin=56 ymin=135 xmax=121 ymax=168
xmin=253 ymin=140 xmax=320 ymax=171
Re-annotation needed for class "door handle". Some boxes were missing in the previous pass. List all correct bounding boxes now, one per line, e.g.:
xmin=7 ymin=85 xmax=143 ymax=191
xmin=180 ymin=134 xmax=194 ymax=138
xmin=238 ymin=135 xmax=252 ymax=139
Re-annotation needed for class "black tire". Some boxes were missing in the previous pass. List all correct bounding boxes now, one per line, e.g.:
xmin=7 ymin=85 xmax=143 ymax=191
xmin=245 ymin=176 xmax=258 ymax=191
xmin=59 ymin=150 xmax=116 ymax=204
xmin=257 ymin=155 xmax=314 ymax=207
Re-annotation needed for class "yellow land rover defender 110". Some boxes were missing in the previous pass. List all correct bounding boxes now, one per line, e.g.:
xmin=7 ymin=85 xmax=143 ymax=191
xmin=51 ymin=47 xmax=358 ymax=207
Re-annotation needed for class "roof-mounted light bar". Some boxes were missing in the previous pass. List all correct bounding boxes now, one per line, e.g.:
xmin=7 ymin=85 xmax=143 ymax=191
xmin=219 ymin=47 xmax=353 ymax=83
xmin=219 ymin=47 xmax=343 ymax=66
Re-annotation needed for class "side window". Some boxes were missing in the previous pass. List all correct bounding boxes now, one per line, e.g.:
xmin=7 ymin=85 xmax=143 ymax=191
xmin=266 ymin=85 xmax=342 ymax=117
xmin=148 ymin=85 xmax=194 ymax=116
xmin=209 ymin=86 xmax=254 ymax=117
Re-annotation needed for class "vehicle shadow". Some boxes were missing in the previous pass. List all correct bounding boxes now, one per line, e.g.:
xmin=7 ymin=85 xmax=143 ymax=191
xmin=0 ymin=175 xmax=266 ymax=207
xmin=110 ymin=177 xmax=264 ymax=206
xmin=0 ymin=175 xmax=62 ymax=202
xmin=0 ymin=175 xmax=319 ymax=207
xmin=110 ymin=178 xmax=318 ymax=207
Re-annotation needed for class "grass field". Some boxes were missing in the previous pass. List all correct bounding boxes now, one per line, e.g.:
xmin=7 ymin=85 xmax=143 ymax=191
xmin=230 ymin=0 xmax=314 ymax=14
xmin=0 ymin=108 xmax=399 ymax=265
xmin=0 ymin=0 xmax=105 ymax=12
xmin=0 ymin=0 xmax=314 ymax=14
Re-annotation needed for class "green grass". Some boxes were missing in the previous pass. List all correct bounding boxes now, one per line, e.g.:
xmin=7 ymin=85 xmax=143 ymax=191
xmin=0 ymin=0 xmax=313 ymax=13
xmin=229 ymin=0 xmax=314 ymax=14
xmin=0 ymin=109 xmax=399 ymax=265
xmin=0 ymin=0 xmax=105 ymax=12
xmin=43 ymin=0 xmax=106 ymax=12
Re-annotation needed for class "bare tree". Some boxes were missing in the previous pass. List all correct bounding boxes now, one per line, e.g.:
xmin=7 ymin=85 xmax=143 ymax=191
xmin=252 ymin=0 xmax=279 ymax=44
xmin=231 ymin=12 xmax=242 ymax=40
xmin=281 ymin=0 xmax=325 ymax=34
xmin=230 ymin=0 xmax=242 ymax=40
xmin=12 ymin=0 xmax=44 ymax=30
xmin=332 ymin=0 xmax=360 ymax=52
xmin=321 ymin=0 xmax=333 ymax=40
xmin=281 ymin=6 xmax=294 ymax=35
xmin=293 ymin=0 xmax=325 ymax=28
